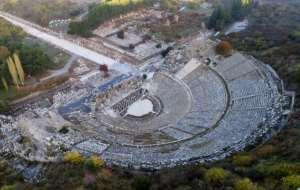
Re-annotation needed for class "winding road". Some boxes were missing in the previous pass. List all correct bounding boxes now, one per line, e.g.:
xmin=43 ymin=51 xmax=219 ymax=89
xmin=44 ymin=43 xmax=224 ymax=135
xmin=0 ymin=11 xmax=137 ymax=74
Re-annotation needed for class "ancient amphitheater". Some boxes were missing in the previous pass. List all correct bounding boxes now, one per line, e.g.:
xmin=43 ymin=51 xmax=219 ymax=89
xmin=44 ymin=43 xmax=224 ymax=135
xmin=0 ymin=48 xmax=294 ymax=169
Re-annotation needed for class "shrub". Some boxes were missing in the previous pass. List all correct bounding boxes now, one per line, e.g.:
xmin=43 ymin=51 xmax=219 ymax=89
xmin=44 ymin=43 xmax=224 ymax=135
xmin=132 ymin=176 xmax=151 ymax=190
xmin=254 ymin=145 xmax=277 ymax=159
xmin=257 ymin=162 xmax=300 ymax=178
xmin=63 ymin=151 xmax=84 ymax=165
xmin=84 ymin=155 xmax=105 ymax=171
xmin=18 ymin=44 xmax=53 ymax=75
xmin=97 ymin=168 xmax=113 ymax=182
xmin=295 ymin=67 xmax=300 ymax=84
xmin=270 ymin=163 xmax=300 ymax=178
xmin=0 ymin=46 xmax=10 ymax=60
xmin=282 ymin=175 xmax=300 ymax=190
xmin=0 ymin=185 xmax=15 ymax=190
xmin=216 ymin=41 xmax=233 ymax=56
xmin=175 ymin=185 xmax=193 ymax=190
xmin=233 ymin=154 xmax=254 ymax=167
xmin=0 ymin=100 xmax=8 ymax=113
xmin=234 ymin=178 xmax=258 ymax=190
xmin=186 ymin=1 xmax=200 ymax=10
xmin=289 ymin=30 xmax=300 ymax=41
xmin=83 ymin=171 xmax=96 ymax=187
xmin=245 ymin=168 xmax=264 ymax=181
xmin=204 ymin=167 xmax=229 ymax=186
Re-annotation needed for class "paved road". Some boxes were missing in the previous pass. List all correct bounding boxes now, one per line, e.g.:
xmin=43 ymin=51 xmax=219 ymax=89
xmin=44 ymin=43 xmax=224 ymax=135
xmin=0 ymin=12 xmax=137 ymax=74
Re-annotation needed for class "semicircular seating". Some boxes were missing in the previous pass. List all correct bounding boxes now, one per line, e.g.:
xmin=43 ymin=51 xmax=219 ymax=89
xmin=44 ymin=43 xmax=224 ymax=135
xmin=98 ymin=53 xmax=286 ymax=168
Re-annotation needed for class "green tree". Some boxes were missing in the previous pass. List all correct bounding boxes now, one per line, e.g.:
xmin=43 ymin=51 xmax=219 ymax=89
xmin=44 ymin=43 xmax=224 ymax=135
xmin=207 ymin=0 xmax=254 ymax=30
xmin=282 ymin=175 xmax=300 ymax=190
xmin=204 ymin=168 xmax=230 ymax=186
xmin=207 ymin=5 xmax=231 ymax=30
xmin=132 ymin=176 xmax=151 ymax=190
xmin=18 ymin=45 xmax=52 ymax=75
xmin=0 ymin=46 xmax=10 ymax=90
xmin=64 ymin=151 xmax=84 ymax=165
xmin=0 ymin=99 xmax=9 ymax=113
xmin=231 ymin=0 xmax=244 ymax=20
xmin=84 ymin=155 xmax=105 ymax=171
xmin=234 ymin=178 xmax=258 ymax=190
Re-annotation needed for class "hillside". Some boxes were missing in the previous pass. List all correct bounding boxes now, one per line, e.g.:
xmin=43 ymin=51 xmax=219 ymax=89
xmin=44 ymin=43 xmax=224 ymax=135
xmin=0 ymin=1 xmax=299 ymax=190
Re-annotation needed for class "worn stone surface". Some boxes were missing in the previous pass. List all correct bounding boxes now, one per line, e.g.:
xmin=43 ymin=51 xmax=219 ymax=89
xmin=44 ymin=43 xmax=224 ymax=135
xmin=0 ymin=48 xmax=293 ymax=170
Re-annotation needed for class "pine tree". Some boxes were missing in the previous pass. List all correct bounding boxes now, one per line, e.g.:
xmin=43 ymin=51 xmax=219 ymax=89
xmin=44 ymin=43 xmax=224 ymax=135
xmin=7 ymin=56 xmax=20 ymax=89
xmin=6 ymin=54 xmax=25 ymax=89
xmin=13 ymin=53 xmax=25 ymax=86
